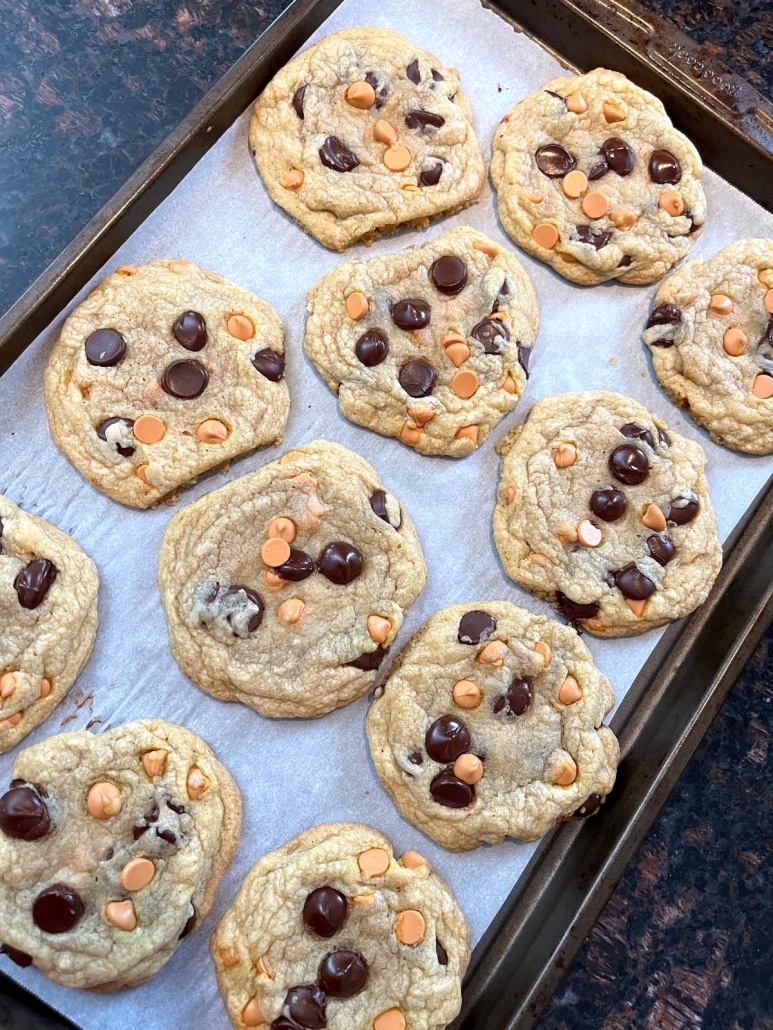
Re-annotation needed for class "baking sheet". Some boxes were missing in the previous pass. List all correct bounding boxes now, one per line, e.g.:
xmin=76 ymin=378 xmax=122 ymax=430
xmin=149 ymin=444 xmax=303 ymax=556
xmin=1 ymin=0 xmax=771 ymax=1025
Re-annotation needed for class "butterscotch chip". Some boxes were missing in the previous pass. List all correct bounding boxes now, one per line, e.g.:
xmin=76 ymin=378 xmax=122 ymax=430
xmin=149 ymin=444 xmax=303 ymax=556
xmin=133 ymin=414 xmax=166 ymax=444
xmin=261 ymin=537 xmax=291 ymax=567
xmin=759 ymin=269 xmax=773 ymax=288
xmin=116 ymin=265 xmax=138 ymax=275
xmin=346 ymin=80 xmax=376 ymax=109
xmin=142 ymin=749 xmax=168 ymax=778
xmin=558 ymin=675 xmax=583 ymax=704
xmin=367 ymin=615 xmax=391 ymax=643
xmin=577 ymin=519 xmax=602 ymax=547
xmin=282 ymin=169 xmax=304 ymax=190
xmin=554 ymin=442 xmax=577 ymax=468
xmin=658 ymin=189 xmax=684 ymax=216
xmin=120 ymin=857 xmax=155 ymax=891
xmin=255 ymin=953 xmax=273 ymax=978
xmin=602 ymin=100 xmax=626 ymax=122
xmin=764 ymin=289 xmax=773 ymax=314
xmin=453 ymin=753 xmax=483 ymax=784
xmin=345 ymin=291 xmax=369 ymax=320
xmin=267 ymin=516 xmax=296 ymax=542
xmin=226 ymin=314 xmax=255 ymax=340
xmin=374 ymin=119 xmax=397 ymax=145
xmin=753 ymin=374 xmax=773 ymax=399
xmin=395 ymin=909 xmax=426 ymax=945
xmin=708 ymin=294 xmax=734 ymax=315
xmin=477 ymin=640 xmax=508 ymax=666
xmin=534 ymin=640 xmax=552 ymax=666
xmin=277 ymin=598 xmax=305 ymax=625
xmin=374 ymin=1010 xmax=406 ymax=1030
xmin=242 ymin=997 xmax=264 ymax=1027
xmin=561 ymin=169 xmax=587 ymax=198
xmin=186 ymin=766 xmax=209 ymax=800
xmin=106 ymin=899 xmax=137 ymax=931
xmin=0 ymin=674 xmax=16 ymax=699
xmin=642 ymin=503 xmax=667 ymax=531
xmin=399 ymin=850 xmax=430 ymax=871
xmin=626 ymin=598 xmax=647 ymax=617
xmin=87 ymin=782 xmax=123 ymax=820
xmin=582 ymin=191 xmax=608 ymax=219
xmin=723 ymin=328 xmax=747 ymax=356
xmin=502 ymin=374 xmax=516 ymax=394
xmin=452 ymin=679 xmax=482 ymax=709
xmin=220 ymin=947 xmax=240 ymax=968
xmin=609 ymin=209 xmax=637 ymax=230
xmin=445 ymin=341 xmax=470 ymax=367
xmin=451 ymin=369 xmax=479 ymax=398
xmin=197 ymin=419 xmax=229 ymax=444
xmin=383 ymin=144 xmax=412 ymax=172
xmin=564 ymin=91 xmax=587 ymax=113
xmin=400 ymin=422 xmax=423 ymax=445
xmin=358 ymin=846 xmax=390 ymax=877
xmin=472 ymin=239 xmax=499 ymax=257
xmin=532 ymin=222 xmax=559 ymax=249
xmin=135 ymin=464 xmax=152 ymax=486
xmin=553 ymin=757 xmax=578 ymax=786
xmin=455 ymin=425 xmax=479 ymax=444
xmin=169 ymin=260 xmax=196 ymax=276
xmin=39 ymin=678 xmax=52 ymax=699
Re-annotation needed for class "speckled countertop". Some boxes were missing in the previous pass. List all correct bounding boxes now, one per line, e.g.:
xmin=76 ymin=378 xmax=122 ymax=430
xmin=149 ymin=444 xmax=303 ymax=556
xmin=0 ymin=1 xmax=771 ymax=1028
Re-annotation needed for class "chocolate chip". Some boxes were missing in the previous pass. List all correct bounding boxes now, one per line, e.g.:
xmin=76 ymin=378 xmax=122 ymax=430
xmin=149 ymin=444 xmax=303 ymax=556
xmin=758 ymin=318 xmax=773 ymax=368
xmin=0 ymin=783 xmax=51 ymax=840
xmin=161 ymin=359 xmax=209 ymax=399
xmin=348 ymin=646 xmax=388 ymax=671
xmin=292 ymin=84 xmax=307 ymax=119
xmin=399 ymin=359 xmax=436 ymax=397
xmin=318 ymin=950 xmax=368 ymax=997
xmin=436 ymin=939 xmax=448 ymax=965
xmin=458 ymin=610 xmax=496 ymax=644
xmin=84 ymin=328 xmax=126 ymax=367
xmin=96 ymin=417 xmax=135 ymax=457
xmin=179 ymin=911 xmax=196 ymax=938
xmin=649 ymin=149 xmax=681 ymax=184
xmin=319 ymin=136 xmax=359 ymax=172
xmin=429 ymin=256 xmax=467 ymax=295
xmin=252 ymin=348 xmax=285 ymax=381
xmin=618 ymin=256 xmax=633 ymax=268
xmin=405 ymin=109 xmax=445 ymax=130
xmin=432 ymin=69 xmax=444 ymax=81
xmin=0 ymin=943 xmax=33 ymax=967
xmin=430 ymin=769 xmax=475 ymax=808
xmin=133 ymin=799 xmax=159 ymax=838
xmin=647 ymin=534 xmax=675 ymax=566
xmin=273 ymin=985 xmax=327 ymax=1030
xmin=600 ymin=137 xmax=635 ymax=176
xmin=317 ymin=542 xmax=363 ymax=584
xmin=556 ymin=592 xmax=600 ymax=625
xmin=588 ymin=153 xmax=609 ymax=180
xmin=535 ymin=143 xmax=577 ymax=177
xmin=156 ymin=826 xmax=178 ymax=844
xmin=609 ymin=444 xmax=649 ymax=485
xmin=668 ymin=496 xmax=699 ymax=525
xmin=614 ymin=563 xmax=656 ymax=600
xmin=222 ymin=585 xmax=265 ymax=632
xmin=646 ymin=304 xmax=682 ymax=329
xmin=419 ymin=162 xmax=443 ymax=186
xmin=369 ymin=489 xmax=399 ymax=526
xmin=132 ymin=822 xmax=150 ymax=840
xmin=303 ymin=886 xmax=347 ymax=937
xmin=173 ymin=310 xmax=207 ymax=351
xmin=364 ymin=71 xmax=388 ymax=109
xmin=425 ymin=715 xmax=471 ymax=763
xmin=620 ymin=422 xmax=654 ymax=449
xmin=657 ymin=426 xmax=671 ymax=447
xmin=391 ymin=298 xmax=431 ymax=331
xmin=32 ymin=884 xmax=84 ymax=934
xmin=355 ymin=329 xmax=389 ymax=367
xmin=406 ymin=59 xmax=421 ymax=84
xmin=575 ymin=226 xmax=612 ymax=250
xmin=517 ymin=344 xmax=531 ymax=378
xmin=275 ymin=549 xmax=315 ymax=582
xmin=589 ymin=487 xmax=627 ymax=522
xmin=164 ymin=794 xmax=187 ymax=814
xmin=14 ymin=558 xmax=57 ymax=610
xmin=408 ymin=750 xmax=424 ymax=766
xmin=574 ymin=794 xmax=603 ymax=818
xmin=471 ymin=318 xmax=510 ymax=354
xmin=493 ymin=677 xmax=532 ymax=716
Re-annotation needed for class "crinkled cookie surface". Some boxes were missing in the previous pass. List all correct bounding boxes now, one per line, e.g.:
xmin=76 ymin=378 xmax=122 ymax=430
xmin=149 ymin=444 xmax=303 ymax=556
xmin=305 ymin=226 xmax=539 ymax=456
xmin=367 ymin=602 xmax=618 ymax=851
xmin=493 ymin=391 xmax=722 ymax=636
xmin=0 ymin=494 xmax=98 ymax=753
xmin=0 ymin=720 xmax=241 ymax=990
xmin=159 ymin=441 xmax=426 ymax=718
xmin=491 ymin=68 xmax=706 ymax=285
xmin=211 ymin=822 xmax=469 ymax=1030
xmin=250 ymin=27 xmax=486 ymax=250
xmin=44 ymin=259 xmax=289 ymax=508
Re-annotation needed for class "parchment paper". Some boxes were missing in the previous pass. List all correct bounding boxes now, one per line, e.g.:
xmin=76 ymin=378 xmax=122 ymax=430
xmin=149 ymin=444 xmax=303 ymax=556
xmin=0 ymin=0 xmax=771 ymax=1025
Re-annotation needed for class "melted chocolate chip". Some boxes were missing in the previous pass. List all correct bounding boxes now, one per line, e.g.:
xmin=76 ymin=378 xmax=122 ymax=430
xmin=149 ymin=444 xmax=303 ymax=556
xmin=609 ymin=444 xmax=649 ymax=485
xmin=84 ymin=328 xmax=126 ymax=367
xmin=646 ymin=304 xmax=682 ymax=330
xmin=179 ymin=911 xmax=196 ymax=938
xmin=318 ymin=950 xmax=368 ymax=997
xmin=276 ymin=985 xmax=327 ymax=1030
xmin=647 ymin=534 xmax=675 ymax=566
xmin=406 ymin=59 xmax=421 ymax=84
xmin=458 ymin=610 xmax=496 ymax=644
xmin=96 ymin=417 xmax=135 ymax=457
xmin=618 ymin=256 xmax=633 ymax=268
xmin=0 ymin=783 xmax=51 ymax=840
xmin=426 ymin=715 xmax=470 ymax=763
xmin=319 ymin=136 xmax=359 ymax=172
xmin=161 ymin=359 xmax=209 ymax=399
xmin=14 ymin=558 xmax=57 ymax=610
xmin=588 ymin=153 xmax=609 ymax=180
xmin=252 ymin=349 xmax=285 ymax=381
xmin=348 ymin=646 xmax=388 ymax=670
xmin=33 ymin=884 xmax=84 ymax=934
xmin=601 ymin=137 xmax=635 ymax=176
xmin=369 ymin=489 xmax=398 ymax=526
xmin=758 ymin=318 xmax=773 ymax=368
xmin=436 ymin=939 xmax=448 ymax=965
xmin=399 ymin=359 xmax=436 ymax=397
xmin=391 ymin=298 xmax=431 ymax=331
xmin=355 ymin=329 xmax=389 ymax=367
xmin=292 ymin=84 xmax=307 ymax=119
xmin=493 ymin=677 xmax=532 ymax=716
xmin=518 ymin=344 xmax=531 ymax=378
xmin=574 ymin=794 xmax=603 ymax=818
xmin=614 ymin=563 xmax=656 ymax=600
xmin=303 ymin=886 xmax=347 ymax=937
xmin=408 ymin=750 xmax=424 ymax=766
xmin=429 ymin=256 xmax=467 ymax=295
xmin=132 ymin=822 xmax=150 ymax=840
xmin=164 ymin=794 xmax=187 ymax=815
xmin=364 ymin=72 xmax=388 ymax=109
xmin=471 ymin=318 xmax=510 ymax=354
xmin=535 ymin=143 xmax=577 ymax=177
xmin=556 ymin=592 xmax=600 ymax=625
xmin=668 ymin=496 xmax=699 ymax=525
xmin=405 ymin=109 xmax=445 ymax=130
xmin=275 ymin=549 xmax=315 ymax=582
xmin=649 ymin=149 xmax=681 ymax=184
xmin=576 ymin=226 xmax=612 ymax=250
xmin=0 ymin=943 xmax=33 ymax=967
xmin=590 ymin=487 xmax=627 ymax=522
xmin=430 ymin=769 xmax=475 ymax=808
xmin=419 ymin=162 xmax=443 ymax=186
xmin=222 ymin=585 xmax=265 ymax=633
xmin=620 ymin=423 xmax=655 ymax=449
xmin=173 ymin=310 xmax=207 ymax=351
xmin=317 ymin=542 xmax=363 ymax=584
xmin=156 ymin=826 xmax=178 ymax=844
xmin=657 ymin=426 xmax=671 ymax=447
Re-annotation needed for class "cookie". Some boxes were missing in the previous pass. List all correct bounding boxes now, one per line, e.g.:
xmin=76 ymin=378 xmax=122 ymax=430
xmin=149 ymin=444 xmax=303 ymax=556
xmin=643 ymin=238 xmax=773 ymax=454
xmin=44 ymin=260 xmax=289 ymax=509
xmin=491 ymin=67 xmax=707 ymax=285
xmin=492 ymin=391 xmax=722 ymax=636
xmin=158 ymin=441 xmax=426 ymax=718
xmin=0 ymin=719 xmax=241 ymax=990
xmin=211 ymin=822 xmax=469 ymax=1030
xmin=367 ymin=603 xmax=618 ymax=851
xmin=305 ymin=227 xmax=539 ymax=455
xmin=249 ymin=27 xmax=486 ymax=251
xmin=0 ymin=495 xmax=99 ymax=753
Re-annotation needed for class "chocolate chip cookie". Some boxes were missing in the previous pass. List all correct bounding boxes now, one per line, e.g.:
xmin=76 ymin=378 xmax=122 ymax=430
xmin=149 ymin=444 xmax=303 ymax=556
xmin=0 ymin=495 xmax=99 ymax=753
xmin=249 ymin=27 xmax=486 ymax=251
xmin=491 ymin=68 xmax=707 ymax=285
xmin=305 ymin=226 xmax=539 ymax=455
xmin=211 ymin=822 xmax=469 ymax=1030
xmin=493 ymin=391 xmax=722 ymax=636
xmin=44 ymin=260 xmax=289 ymax=509
xmin=158 ymin=441 xmax=426 ymax=718
xmin=0 ymin=719 xmax=241 ymax=990
xmin=643 ymin=238 xmax=773 ymax=454
xmin=367 ymin=603 xmax=618 ymax=852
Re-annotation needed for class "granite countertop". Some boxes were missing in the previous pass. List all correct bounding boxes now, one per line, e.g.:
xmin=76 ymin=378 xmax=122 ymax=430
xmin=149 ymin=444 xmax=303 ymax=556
xmin=0 ymin=1 xmax=771 ymax=1027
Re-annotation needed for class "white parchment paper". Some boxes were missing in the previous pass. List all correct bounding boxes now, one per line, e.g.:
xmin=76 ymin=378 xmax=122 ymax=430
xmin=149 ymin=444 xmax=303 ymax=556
xmin=1 ymin=0 xmax=771 ymax=1025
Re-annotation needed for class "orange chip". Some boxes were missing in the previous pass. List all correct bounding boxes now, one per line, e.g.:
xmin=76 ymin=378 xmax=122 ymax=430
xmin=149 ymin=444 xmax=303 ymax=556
xmin=532 ymin=223 xmax=559 ymax=249
xmin=133 ymin=415 xmax=165 ymax=444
